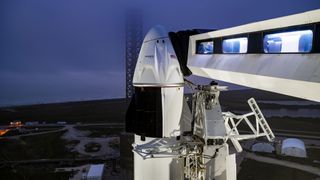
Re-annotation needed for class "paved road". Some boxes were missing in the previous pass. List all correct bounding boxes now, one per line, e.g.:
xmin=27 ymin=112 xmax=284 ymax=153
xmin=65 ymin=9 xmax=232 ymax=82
xmin=1 ymin=124 xmax=121 ymax=158
xmin=0 ymin=122 xmax=125 ymax=129
xmin=0 ymin=127 xmax=67 ymax=139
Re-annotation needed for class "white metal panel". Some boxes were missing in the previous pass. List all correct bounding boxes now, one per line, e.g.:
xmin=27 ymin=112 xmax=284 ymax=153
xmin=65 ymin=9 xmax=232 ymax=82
xmin=179 ymin=97 xmax=192 ymax=133
xmin=188 ymin=42 xmax=320 ymax=102
xmin=133 ymin=135 xmax=184 ymax=180
xmin=188 ymin=54 xmax=320 ymax=83
xmin=204 ymin=144 xmax=233 ymax=180
xmin=161 ymin=87 xmax=184 ymax=137
xmin=226 ymin=154 xmax=236 ymax=180
xmin=205 ymin=103 xmax=226 ymax=138
xmin=189 ymin=66 xmax=320 ymax=102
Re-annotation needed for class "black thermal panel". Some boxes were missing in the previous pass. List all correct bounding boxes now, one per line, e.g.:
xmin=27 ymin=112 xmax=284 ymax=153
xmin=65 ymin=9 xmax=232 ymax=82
xmin=125 ymin=87 xmax=163 ymax=138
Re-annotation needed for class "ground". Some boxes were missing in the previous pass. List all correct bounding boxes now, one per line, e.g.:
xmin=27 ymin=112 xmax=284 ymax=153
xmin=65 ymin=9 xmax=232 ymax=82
xmin=0 ymin=89 xmax=319 ymax=179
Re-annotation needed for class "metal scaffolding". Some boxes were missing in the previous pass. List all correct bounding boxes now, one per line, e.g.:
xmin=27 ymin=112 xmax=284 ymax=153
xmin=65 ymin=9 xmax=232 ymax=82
xmin=125 ymin=9 xmax=143 ymax=100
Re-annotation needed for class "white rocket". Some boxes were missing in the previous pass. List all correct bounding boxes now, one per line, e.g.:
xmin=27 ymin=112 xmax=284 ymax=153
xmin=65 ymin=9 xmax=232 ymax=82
xmin=126 ymin=25 xmax=188 ymax=180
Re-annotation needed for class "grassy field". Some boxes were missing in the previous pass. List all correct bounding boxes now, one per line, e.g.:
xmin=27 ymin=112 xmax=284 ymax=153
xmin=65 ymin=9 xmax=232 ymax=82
xmin=220 ymin=89 xmax=320 ymax=111
xmin=267 ymin=117 xmax=320 ymax=132
xmin=238 ymin=158 xmax=318 ymax=180
xmin=0 ymin=89 xmax=319 ymax=125
xmin=0 ymin=130 xmax=76 ymax=161
xmin=220 ymin=89 xmax=301 ymax=102
xmin=3 ymin=126 xmax=64 ymax=137
xmin=0 ymin=98 xmax=127 ymax=125
xmin=307 ymin=148 xmax=320 ymax=163
xmin=236 ymin=116 xmax=320 ymax=133
xmin=75 ymin=125 xmax=124 ymax=137
xmin=0 ymin=166 xmax=71 ymax=180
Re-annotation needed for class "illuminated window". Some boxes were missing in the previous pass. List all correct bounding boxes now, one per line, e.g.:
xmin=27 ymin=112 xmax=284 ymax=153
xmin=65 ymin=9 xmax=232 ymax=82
xmin=196 ymin=41 xmax=214 ymax=54
xmin=263 ymin=30 xmax=313 ymax=53
xmin=222 ymin=37 xmax=248 ymax=53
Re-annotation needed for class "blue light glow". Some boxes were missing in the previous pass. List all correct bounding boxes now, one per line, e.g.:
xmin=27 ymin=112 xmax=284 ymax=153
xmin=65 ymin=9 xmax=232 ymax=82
xmin=264 ymin=30 xmax=313 ymax=53
xmin=197 ymin=41 xmax=214 ymax=54
xmin=222 ymin=37 xmax=248 ymax=53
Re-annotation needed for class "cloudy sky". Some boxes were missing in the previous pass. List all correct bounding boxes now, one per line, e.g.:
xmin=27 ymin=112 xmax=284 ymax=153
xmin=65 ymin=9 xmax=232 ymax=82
xmin=1 ymin=0 xmax=320 ymax=106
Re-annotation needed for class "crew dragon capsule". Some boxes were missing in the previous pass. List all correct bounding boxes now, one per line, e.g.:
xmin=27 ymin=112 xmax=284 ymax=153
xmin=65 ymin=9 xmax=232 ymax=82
xmin=126 ymin=26 xmax=190 ymax=180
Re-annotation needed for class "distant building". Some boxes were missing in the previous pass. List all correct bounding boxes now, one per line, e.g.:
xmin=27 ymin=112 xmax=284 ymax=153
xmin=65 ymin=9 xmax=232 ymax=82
xmin=251 ymin=142 xmax=275 ymax=153
xmin=25 ymin=121 xmax=39 ymax=126
xmin=281 ymin=138 xmax=307 ymax=158
xmin=57 ymin=121 xmax=67 ymax=125
xmin=10 ymin=121 xmax=22 ymax=127
xmin=0 ymin=129 xmax=10 ymax=136
xmin=87 ymin=164 xmax=105 ymax=180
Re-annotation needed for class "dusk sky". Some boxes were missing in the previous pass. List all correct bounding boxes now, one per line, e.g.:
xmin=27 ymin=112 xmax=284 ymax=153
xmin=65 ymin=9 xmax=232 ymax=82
xmin=1 ymin=0 xmax=320 ymax=106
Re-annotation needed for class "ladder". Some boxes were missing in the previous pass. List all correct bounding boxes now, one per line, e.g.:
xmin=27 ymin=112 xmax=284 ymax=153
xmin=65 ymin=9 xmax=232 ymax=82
xmin=248 ymin=98 xmax=275 ymax=142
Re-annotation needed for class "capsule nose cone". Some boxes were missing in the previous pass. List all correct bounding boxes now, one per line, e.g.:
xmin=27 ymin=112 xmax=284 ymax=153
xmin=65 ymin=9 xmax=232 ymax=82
xmin=143 ymin=25 xmax=168 ymax=42
xmin=133 ymin=26 xmax=184 ymax=87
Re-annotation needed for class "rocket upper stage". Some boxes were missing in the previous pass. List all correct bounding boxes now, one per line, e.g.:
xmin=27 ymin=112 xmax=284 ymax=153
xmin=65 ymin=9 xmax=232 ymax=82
xmin=133 ymin=25 xmax=184 ymax=87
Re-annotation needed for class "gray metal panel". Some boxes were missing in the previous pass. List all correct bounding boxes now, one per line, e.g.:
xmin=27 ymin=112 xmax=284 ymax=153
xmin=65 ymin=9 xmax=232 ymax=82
xmin=205 ymin=104 xmax=226 ymax=138
xmin=188 ymin=54 xmax=320 ymax=83
xmin=188 ymin=54 xmax=320 ymax=102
